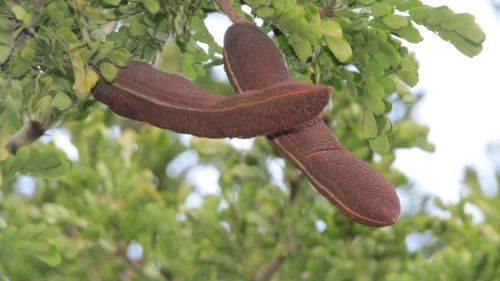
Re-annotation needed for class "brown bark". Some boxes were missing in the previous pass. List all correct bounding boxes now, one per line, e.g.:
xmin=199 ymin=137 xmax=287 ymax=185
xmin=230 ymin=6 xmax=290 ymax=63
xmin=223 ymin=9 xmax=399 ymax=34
xmin=5 ymin=121 xmax=45 ymax=154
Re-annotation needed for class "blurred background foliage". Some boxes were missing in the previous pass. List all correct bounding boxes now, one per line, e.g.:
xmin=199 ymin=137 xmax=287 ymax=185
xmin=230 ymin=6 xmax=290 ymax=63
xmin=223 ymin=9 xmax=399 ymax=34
xmin=0 ymin=0 xmax=498 ymax=280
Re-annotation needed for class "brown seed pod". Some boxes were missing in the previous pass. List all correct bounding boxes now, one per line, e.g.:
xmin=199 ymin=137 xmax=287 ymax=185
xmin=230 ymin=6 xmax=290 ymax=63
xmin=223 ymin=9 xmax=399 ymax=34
xmin=92 ymin=61 xmax=330 ymax=138
xmin=223 ymin=23 xmax=400 ymax=227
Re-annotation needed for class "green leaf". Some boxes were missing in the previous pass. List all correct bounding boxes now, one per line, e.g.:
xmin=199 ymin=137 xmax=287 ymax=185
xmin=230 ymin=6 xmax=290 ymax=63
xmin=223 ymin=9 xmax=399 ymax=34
xmin=98 ymin=62 xmax=118 ymax=83
xmin=143 ymin=0 xmax=160 ymax=14
xmin=375 ymin=114 xmax=389 ymax=134
xmin=379 ymin=41 xmax=401 ymax=68
xmin=378 ymin=76 xmax=395 ymax=93
xmin=35 ymin=245 xmax=61 ymax=266
xmin=52 ymin=92 xmax=72 ymax=110
xmin=372 ymin=3 xmax=392 ymax=18
xmin=395 ymin=24 xmax=423 ymax=43
xmin=320 ymin=19 xmax=343 ymax=39
xmin=326 ymin=37 xmax=352 ymax=63
xmin=21 ymin=12 xmax=33 ymax=28
xmin=14 ymin=146 xmax=30 ymax=171
xmin=303 ymin=22 xmax=322 ymax=42
xmin=439 ymin=31 xmax=483 ymax=58
xmin=20 ymin=47 xmax=36 ymax=62
xmin=83 ymin=69 xmax=99 ymax=97
xmin=7 ymin=109 xmax=21 ymax=129
xmin=363 ymin=110 xmax=378 ymax=138
xmin=11 ymin=5 xmax=27 ymax=21
xmin=181 ymin=55 xmax=197 ymax=79
xmin=367 ymin=83 xmax=385 ymax=98
xmin=289 ymin=34 xmax=312 ymax=62
xmin=35 ymin=95 xmax=52 ymax=115
xmin=103 ymin=0 xmax=121 ymax=6
xmin=0 ymin=217 xmax=6 ymax=229
xmin=246 ymin=0 xmax=266 ymax=7
xmin=5 ymin=95 xmax=21 ymax=112
xmin=382 ymin=14 xmax=408 ymax=30
xmin=0 ymin=44 xmax=11 ymax=64
xmin=396 ymin=0 xmax=422 ymax=11
xmin=365 ymin=95 xmax=385 ymax=115
xmin=409 ymin=6 xmax=433 ymax=22
xmin=0 ymin=18 xmax=16 ymax=32
xmin=56 ymin=27 xmax=78 ymax=45
xmin=108 ymin=49 xmax=128 ymax=67
xmin=397 ymin=69 xmax=418 ymax=87
xmin=92 ymin=41 xmax=115 ymax=63
xmin=1 ymin=226 xmax=18 ymax=240
xmin=255 ymin=7 xmax=274 ymax=18
xmin=10 ymin=60 xmax=30 ymax=77
xmin=357 ymin=0 xmax=373 ymax=5
xmin=444 ymin=13 xmax=485 ymax=44
xmin=369 ymin=133 xmax=391 ymax=154
xmin=373 ymin=51 xmax=390 ymax=69
xmin=130 ymin=18 xmax=147 ymax=37
xmin=33 ymin=161 xmax=70 ymax=179
xmin=190 ymin=16 xmax=206 ymax=33
xmin=0 ymin=32 xmax=13 ymax=45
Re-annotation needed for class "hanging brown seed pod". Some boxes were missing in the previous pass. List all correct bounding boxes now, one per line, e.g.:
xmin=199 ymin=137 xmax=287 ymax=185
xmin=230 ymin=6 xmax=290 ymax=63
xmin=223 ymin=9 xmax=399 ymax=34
xmin=223 ymin=23 xmax=400 ymax=227
xmin=92 ymin=61 xmax=330 ymax=138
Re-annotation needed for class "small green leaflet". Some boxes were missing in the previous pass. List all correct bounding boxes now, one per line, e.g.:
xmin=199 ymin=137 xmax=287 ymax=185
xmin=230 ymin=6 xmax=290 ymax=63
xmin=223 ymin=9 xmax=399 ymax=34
xmin=143 ymin=0 xmax=160 ymax=14
xmin=11 ymin=5 xmax=27 ymax=21
xmin=108 ymin=49 xmax=128 ymax=67
xmin=363 ymin=110 xmax=378 ymax=138
xmin=372 ymin=3 xmax=392 ymax=18
xmin=52 ymin=92 xmax=72 ymax=110
xmin=364 ymin=94 xmax=385 ymax=115
xmin=289 ymin=34 xmax=312 ymax=62
xmin=98 ymin=62 xmax=118 ymax=83
xmin=0 ymin=44 xmax=11 ymax=64
xmin=369 ymin=133 xmax=391 ymax=154
xmin=382 ymin=14 xmax=408 ymax=30
xmin=357 ymin=0 xmax=374 ymax=5
xmin=396 ymin=24 xmax=422 ymax=43
xmin=181 ymin=54 xmax=197 ymax=79
xmin=103 ymin=0 xmax=121 ymax=6
xmin=255 ymin=7 xmax=274 ymax=18
xmin=320 ymin=19 xmax=343 ymax=39
xmin=326 ymin=37 xmax=352 ymax=63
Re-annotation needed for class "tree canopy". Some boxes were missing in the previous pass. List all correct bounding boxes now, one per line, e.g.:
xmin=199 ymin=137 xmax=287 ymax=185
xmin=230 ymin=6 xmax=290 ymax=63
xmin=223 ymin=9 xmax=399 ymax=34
xmin=0 ymin=0 xmax=497 ymax=280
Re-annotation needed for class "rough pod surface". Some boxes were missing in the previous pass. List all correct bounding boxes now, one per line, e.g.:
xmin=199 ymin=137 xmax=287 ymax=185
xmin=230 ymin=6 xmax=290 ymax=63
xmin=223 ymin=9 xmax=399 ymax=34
xmin=223 ymin=23 xmax=401 ymax=227
xmin=92 ymin=61 xmax=330 ymax=138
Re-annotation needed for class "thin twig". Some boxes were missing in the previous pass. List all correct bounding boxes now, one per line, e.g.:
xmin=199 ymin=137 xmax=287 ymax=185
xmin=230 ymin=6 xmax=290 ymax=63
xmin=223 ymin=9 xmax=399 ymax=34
xmin=289 ymin=171 xmax=305 ymax=207
xmin=116 ymin=243 xmax=150 ymax=281
xmin=251 ymin=256 xmax=286 ymax=281
xmin=215 ymin=0 xmax=249 ymax=24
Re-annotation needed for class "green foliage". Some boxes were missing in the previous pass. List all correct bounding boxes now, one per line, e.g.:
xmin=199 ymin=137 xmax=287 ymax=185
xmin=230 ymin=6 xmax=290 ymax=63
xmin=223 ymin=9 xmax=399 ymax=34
xmin=1 ymin=109 xmax=499 ymax=280
xmin=0 ymin=223 xmax=62 ymax=267
xmin=0 ymin=0 xmax=491 ymax=279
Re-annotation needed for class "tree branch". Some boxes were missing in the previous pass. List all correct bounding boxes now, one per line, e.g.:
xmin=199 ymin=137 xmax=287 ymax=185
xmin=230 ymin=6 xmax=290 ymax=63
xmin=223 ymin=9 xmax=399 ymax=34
xmin=289 ymin=172 xmax=305 ymax=207
xmin=249 ymin=168 xmax=305 ymax=281
xmin=4 ymin=121 xmax=45 ymax=154
xmin=251 ymin=255 xmax=286 ymax=281
xmin=215 ymin=0 xmax=250 ymax=24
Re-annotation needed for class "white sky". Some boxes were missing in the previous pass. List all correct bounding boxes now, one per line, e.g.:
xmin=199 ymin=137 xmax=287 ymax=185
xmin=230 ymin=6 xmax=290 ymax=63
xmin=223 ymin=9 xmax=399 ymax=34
xmin=395 ymin=0 xmax=500 ymax=202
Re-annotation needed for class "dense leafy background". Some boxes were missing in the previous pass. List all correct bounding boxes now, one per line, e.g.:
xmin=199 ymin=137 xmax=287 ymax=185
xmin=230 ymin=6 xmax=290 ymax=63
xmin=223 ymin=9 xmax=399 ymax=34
xmin=0 ymin=0 xmax=497 ymax=280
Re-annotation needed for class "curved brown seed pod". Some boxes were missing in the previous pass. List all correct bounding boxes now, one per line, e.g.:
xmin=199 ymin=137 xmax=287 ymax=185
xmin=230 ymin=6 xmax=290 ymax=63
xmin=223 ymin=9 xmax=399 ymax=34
xmin=92 ymin=61 xmax=330 ymax=139
xmin=223 ymin=23 xmax=400 ymax=227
